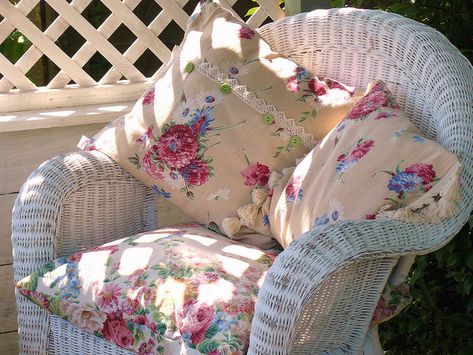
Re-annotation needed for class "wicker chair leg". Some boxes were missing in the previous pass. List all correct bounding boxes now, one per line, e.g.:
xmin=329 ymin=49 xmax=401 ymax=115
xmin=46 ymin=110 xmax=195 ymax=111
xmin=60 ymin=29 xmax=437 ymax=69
xmin=16 ymin=296 xmax=50 ymax=354
xmin=362 ymin=326 xmax=384 ymax=355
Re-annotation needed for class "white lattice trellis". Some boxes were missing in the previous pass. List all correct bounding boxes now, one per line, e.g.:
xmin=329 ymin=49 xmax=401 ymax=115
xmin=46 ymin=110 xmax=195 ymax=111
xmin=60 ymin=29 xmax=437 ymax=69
xmin=0 ymin=0 xmax=284 ymax=130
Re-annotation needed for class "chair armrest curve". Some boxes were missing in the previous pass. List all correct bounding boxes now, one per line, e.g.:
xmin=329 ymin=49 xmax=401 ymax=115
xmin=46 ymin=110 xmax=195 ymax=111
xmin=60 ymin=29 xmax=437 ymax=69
xmin=11 ymin=150 xmax=156 ymax=283
xmin=249 ymin=214 xmax=470 ymax=354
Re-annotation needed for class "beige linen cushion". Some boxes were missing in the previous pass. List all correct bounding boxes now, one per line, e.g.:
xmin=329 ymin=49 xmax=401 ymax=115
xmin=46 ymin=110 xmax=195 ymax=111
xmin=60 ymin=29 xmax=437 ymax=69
xmin=80 ymin=0 xmax=359 ymax=239
xmin=268 ymin=81 xmax=462 ymax=248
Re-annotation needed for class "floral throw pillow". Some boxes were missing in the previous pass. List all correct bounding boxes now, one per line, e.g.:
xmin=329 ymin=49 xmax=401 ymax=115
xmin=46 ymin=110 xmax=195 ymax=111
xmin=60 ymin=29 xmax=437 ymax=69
xmin=79 ymin=0 xmax=359 ymax=239
xmin=260 ymin=80 xmax=461 ymax=326
xmin=268 ymin=81 xmax=462 ymax=248
xmin=16 ymin=223 xmax=282 ymax=354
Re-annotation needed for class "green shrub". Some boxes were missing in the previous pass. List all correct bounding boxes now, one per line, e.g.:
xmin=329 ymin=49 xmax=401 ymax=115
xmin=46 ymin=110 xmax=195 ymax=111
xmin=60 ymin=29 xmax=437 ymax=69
xmin=380 ymin=218 xmax=473 ymax=354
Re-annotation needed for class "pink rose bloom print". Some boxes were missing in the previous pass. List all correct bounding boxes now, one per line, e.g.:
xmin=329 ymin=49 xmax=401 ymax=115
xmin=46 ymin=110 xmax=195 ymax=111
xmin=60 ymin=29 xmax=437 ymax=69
xmin=345 ymin=81 xmax=399 ymax=120
xmin=155 ymin=125 xmax=198 ymax=169
xmin=176 ymin=300 xmax=215 ymax=344
xmin=61 ymin=302 xmax=107 ymax=333
xmin=179 ymin=159 xmax=210 ymax=186
xmin=325 ymin=78 xmax=355 ymax=96
xmin=138 ymin=339 xmax=156 ymax=355
xmin=102 ymin=312 xmax=134 ymax=348
xmin=308 ymin=77 xmax=328 ymax=96
xmin=404 ymin=163 xmax=436 ymax=187
xmin=238 ymin=26 xmax=255 ymax=39
xmin=349 ymin=139 xmax=375 ymax=160
xmin=142 ymin=89 xmax=155 ymax=105
xmin=142 ymin=147 xmax=164 ymax=180
xmin=287 ymin=76 xmax=300 ymax=92
xmin=19 ymin=289 xmax=49 ymax=309
xmin=96 ymin=283 xmax=122 ymax=313
xmin=241 ymin=163 xmax=271 ymax=187
xmin=285 ymin=176 xmax=303 ymax=203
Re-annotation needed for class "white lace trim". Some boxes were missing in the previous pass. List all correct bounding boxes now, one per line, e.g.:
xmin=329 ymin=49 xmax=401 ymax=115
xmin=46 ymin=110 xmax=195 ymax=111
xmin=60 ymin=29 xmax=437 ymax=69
xmin=193 ymin=58 xmax=317 ymax=149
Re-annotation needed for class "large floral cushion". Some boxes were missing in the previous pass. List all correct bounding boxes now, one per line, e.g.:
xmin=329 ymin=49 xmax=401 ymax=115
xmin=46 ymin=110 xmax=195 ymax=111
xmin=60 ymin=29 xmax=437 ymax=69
xmin=79 ymin=0 xmax=360 ymax=240
xmin=16 ymin=223 xmax=281 ymax=354
xmin=260 ymin=80 xmax=462 ymax=325
xmin=268 ymin=81 xmax=462 ymax=248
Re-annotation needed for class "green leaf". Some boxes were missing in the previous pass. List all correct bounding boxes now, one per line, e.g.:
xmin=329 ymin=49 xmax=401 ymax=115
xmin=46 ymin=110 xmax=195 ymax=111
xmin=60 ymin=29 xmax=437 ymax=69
xmin=161 ymin=123 xmax=171 ymax=133
xmin=128 ymin=156 xmax=140 ymax=166
xmin=244 ymin=154 xmax=251 ymax=166
xmin=245 ymin=6 xmax=258 ymax=17
xmin=446 ymin=253 xmax=461 ymax=268
xmin=465 ymin=252 xmax=473 ymax=270
xmin=450 ymin=271 xmax=465 ymax=282
xmin=48 ymin=297 xmax=64 ymax=317
xmin=467 ymin=299 xmax=473 ymax=314
xmin=409 ymin=267 xmax=422 ymax=285
xmin=463 ymin=276 xmax=473 ymax=295
xmin=196 ymin=339 xmax=219 ymax=353
xmin=205 ymin=324 xmax=218 ymax=339
xmin=331 ymin=0 xmax=346 ymax=8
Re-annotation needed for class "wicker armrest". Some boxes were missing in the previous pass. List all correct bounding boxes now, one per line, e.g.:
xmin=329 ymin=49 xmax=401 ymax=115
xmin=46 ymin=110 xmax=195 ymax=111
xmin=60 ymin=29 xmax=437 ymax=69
xmin=12 ymin=150 xmax=156 ymax=282
xmin=12 ymin=150 xmax=156 ymax=354
xmin=249 ymin=215 xmax=470 ymax=354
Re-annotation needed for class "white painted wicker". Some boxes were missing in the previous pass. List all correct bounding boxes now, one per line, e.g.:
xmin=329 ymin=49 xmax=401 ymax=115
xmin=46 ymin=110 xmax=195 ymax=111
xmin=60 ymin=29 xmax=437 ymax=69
xmin=12 ymin=8 xmax=473 ymax=355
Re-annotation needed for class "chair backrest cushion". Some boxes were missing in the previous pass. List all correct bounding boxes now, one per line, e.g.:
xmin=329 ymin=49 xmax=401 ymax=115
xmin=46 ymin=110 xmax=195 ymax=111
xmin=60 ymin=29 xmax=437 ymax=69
xmin=79 ymin=1 xmax=360 ymax=239
xmin=268 ymin=81 xmax=462 ymax=248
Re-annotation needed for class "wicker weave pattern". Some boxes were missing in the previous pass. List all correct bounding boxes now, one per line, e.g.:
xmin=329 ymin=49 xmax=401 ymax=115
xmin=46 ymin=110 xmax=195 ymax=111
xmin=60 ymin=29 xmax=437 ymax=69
xmin=12 ymin=151 xmax=156 ymax=354
xmin=12 ymin=8 xmax=473 ymax=355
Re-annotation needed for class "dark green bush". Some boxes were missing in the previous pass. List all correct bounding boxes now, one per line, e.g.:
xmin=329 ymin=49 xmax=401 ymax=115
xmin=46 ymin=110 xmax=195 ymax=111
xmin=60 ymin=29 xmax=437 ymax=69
xmin=380 ymin=219 xmax=473 ymax=354
xmin=331 ymin=0 xmax=473 ymax=62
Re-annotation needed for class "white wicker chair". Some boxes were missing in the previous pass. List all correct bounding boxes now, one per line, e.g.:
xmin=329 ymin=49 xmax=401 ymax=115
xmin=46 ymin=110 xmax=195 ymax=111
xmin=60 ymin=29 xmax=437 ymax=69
xmin=12 ymin=8 xmax=473 ymax=355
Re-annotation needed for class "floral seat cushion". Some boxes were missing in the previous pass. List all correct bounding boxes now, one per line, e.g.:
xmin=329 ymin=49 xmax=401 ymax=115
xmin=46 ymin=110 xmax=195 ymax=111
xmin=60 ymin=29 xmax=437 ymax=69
xmin=17 ymin=223 xmax=281 ymax=354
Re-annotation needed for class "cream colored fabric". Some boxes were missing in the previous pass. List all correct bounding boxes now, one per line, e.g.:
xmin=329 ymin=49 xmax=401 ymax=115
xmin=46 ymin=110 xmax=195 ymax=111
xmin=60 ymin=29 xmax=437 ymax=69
xmin=82 ymin=1 xmax=359 ymax=239
xmin=268 ymin=81 xmax=462 ymax=248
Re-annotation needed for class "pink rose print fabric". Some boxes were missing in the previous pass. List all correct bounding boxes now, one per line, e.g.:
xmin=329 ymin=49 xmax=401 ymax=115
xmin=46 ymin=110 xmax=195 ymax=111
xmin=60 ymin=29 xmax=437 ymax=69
xmin=268 ymin=80 xmax=461 ymax=326
xmin=241 ymin=162 xmax=271 ymax=187
xmin=345 ymin=81 xmax=399 ymax=121
xmin=17 ymin=223 xmax=282 ymax=354
xmin=80 ymin=0 xmax=314 ymax=239
xmin=270 ymin=80 xmax=461 ymax=249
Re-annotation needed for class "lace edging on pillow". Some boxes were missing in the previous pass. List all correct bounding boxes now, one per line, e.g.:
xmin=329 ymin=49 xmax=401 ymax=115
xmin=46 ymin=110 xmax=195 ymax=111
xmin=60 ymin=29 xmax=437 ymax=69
xmin=193 ymin=58 xmax=317 ymax=149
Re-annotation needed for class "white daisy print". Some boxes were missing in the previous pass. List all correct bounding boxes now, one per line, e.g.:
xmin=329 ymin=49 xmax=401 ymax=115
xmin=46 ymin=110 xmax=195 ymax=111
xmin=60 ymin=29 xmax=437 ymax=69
xmin=221 ymin=61 xmax=250 ymax=78
xmin=328 ymin=198 xmax=345 ymax=222
xmin=163 ymin=171 xmax=186 ymax=190
xmin=172 ymin=99 xmax=198 ymax=124
xmin=198 ymin=89 xmax=226 ymax=106
xmin=207 ymin=187 xmax=231 ymax=201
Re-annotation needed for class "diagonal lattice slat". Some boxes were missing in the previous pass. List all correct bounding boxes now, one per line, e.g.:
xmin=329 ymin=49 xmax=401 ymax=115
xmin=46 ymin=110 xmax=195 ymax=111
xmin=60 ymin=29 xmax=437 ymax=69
xmin=0 ymin=0 xmax=39 ymax=92
xmin=45 ymin=0 xmax=145 ymax=82
xmin=154 ymin=0 xmax=189 ymax=31
xmin=100 ymin=0 xmax=190 ymax=84
xmin=0 ymin=0 xmax=93 ymax=92
xmin=0 ymin=1 xmax=96 ymax=87
xmin=0 ymin=0 xmax=284 ymax=113
xmin=0 ymin=52 xmax=37 ymax=91
xmin=48 ymin=0 xmax=141 ymax=88
xmin=100 ymin=0 xmax=171 ymax=64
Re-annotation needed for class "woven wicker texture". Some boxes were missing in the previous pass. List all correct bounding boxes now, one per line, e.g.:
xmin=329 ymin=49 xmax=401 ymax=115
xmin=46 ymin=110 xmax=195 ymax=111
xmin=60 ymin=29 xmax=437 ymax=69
xmin=12 ymin=151 xmax=156 ymax=354
xmin=12 ymin=8 xmax=473 ymax=355
xmin=49 ymin=316 xmax=134 ymax=355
